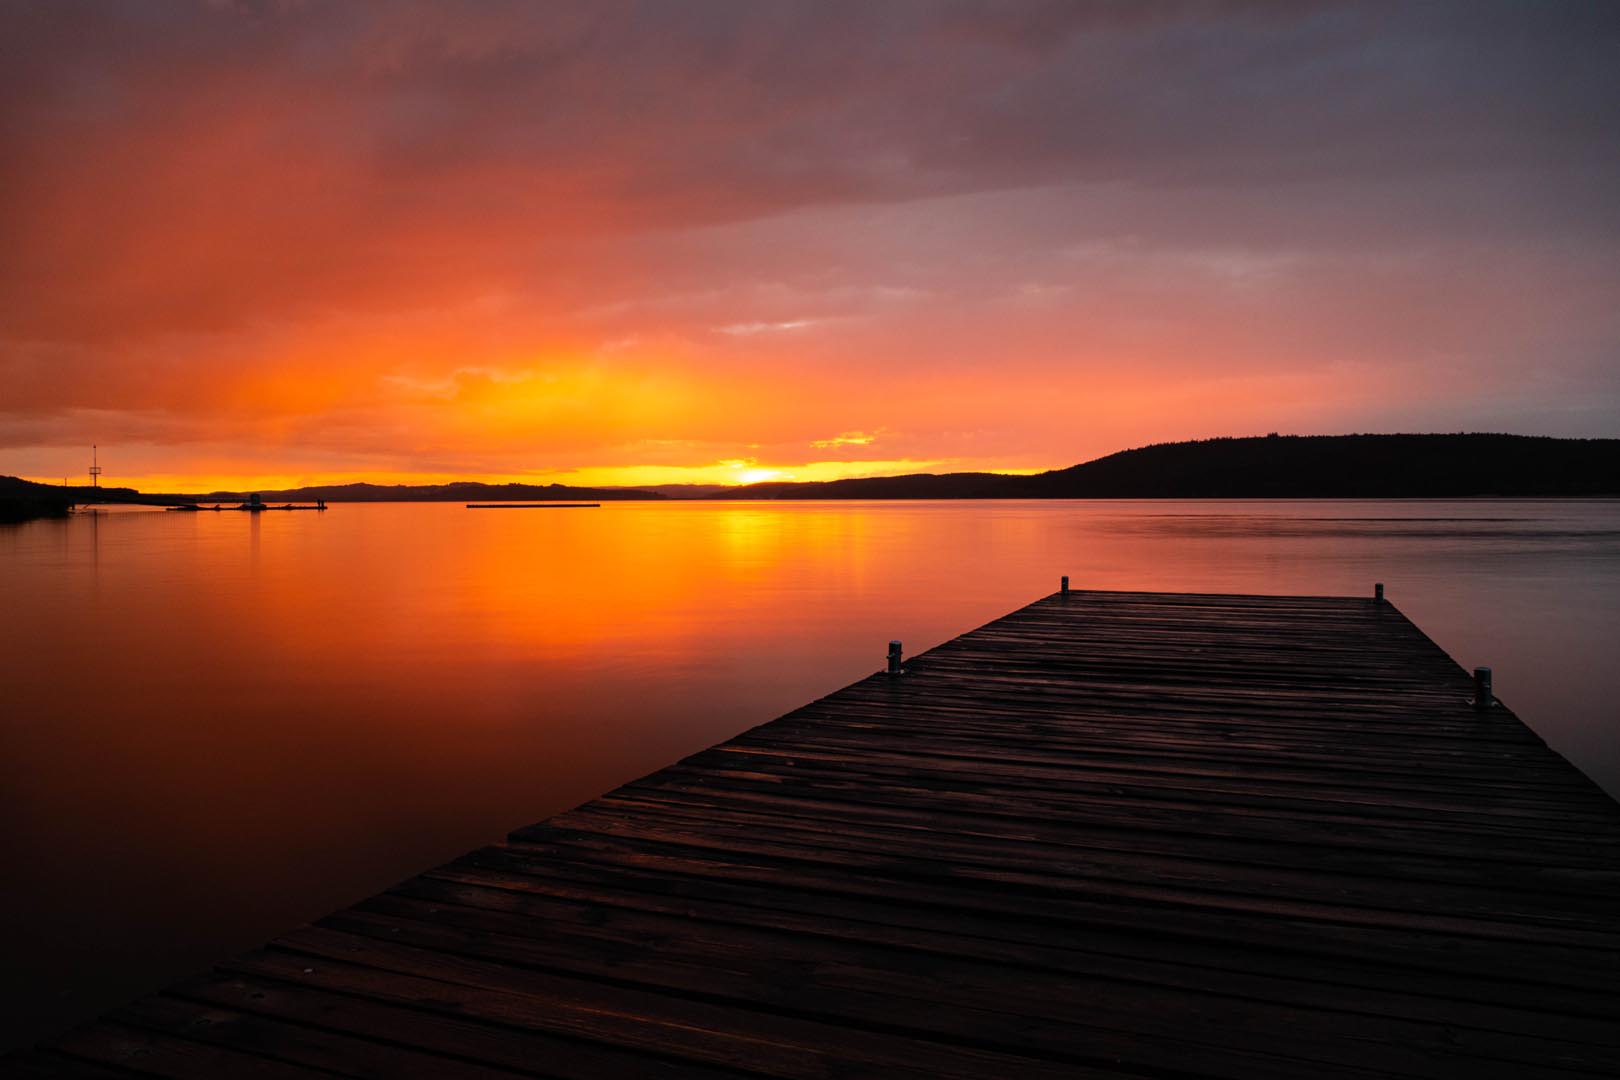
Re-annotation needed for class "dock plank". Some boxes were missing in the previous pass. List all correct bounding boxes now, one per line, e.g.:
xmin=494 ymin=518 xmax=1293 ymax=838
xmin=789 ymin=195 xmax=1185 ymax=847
xmin=17 ymin=589 xmax=1620 ymax=1076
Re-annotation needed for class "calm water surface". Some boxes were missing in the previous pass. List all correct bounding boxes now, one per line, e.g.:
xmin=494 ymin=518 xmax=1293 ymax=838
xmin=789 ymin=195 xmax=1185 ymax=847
xmin=3 ymin=498 xmax=1618 ymax=1048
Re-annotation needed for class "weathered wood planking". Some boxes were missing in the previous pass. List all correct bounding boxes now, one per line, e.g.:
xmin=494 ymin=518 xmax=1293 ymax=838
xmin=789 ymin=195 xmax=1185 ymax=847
xmin=18 ymin=590 xmax=1620 ymax=1078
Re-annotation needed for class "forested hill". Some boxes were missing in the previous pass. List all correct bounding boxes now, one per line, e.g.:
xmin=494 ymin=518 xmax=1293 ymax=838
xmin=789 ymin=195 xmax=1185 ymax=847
xmin=725 ymin=435 xmax=1620 ymax=499
xmin=726 ymin=472 xmax=1011 ymax=500
xmin=6 ymin=435 xmax=1617 ymax=516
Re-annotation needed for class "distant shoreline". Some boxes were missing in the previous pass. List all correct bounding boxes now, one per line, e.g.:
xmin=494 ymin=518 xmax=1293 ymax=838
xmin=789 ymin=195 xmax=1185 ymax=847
xmin=5 ymin=434 xmax=1618 ymax=519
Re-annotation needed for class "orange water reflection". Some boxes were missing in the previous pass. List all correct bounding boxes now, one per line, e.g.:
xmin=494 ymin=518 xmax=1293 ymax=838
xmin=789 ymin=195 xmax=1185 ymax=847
xmin=2 ymin=499 xmax=1618 ymax=1049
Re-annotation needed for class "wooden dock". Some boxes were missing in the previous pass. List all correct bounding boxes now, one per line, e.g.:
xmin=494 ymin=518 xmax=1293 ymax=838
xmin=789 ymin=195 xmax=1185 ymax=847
xmin=14 ymin=589 xmax=1620 ymax=1078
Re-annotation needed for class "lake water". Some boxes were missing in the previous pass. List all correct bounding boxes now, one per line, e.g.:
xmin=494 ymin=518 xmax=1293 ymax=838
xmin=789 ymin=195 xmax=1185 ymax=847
xmin=2 ymin=498 xmax=1618 ymax=1050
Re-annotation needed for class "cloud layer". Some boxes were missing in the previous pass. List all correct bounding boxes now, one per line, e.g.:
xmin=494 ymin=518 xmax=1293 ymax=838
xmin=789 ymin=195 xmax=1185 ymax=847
xmin=3 ymin=1 xmax=1617 ymax=486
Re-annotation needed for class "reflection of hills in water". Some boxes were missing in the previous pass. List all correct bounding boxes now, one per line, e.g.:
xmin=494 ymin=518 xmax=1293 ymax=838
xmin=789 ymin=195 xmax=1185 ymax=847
xmin=1104 ymin=514 xmax=1620 ymax=541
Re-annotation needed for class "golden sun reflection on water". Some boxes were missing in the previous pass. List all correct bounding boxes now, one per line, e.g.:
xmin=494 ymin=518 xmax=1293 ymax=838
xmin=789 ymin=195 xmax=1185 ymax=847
xmin=1 ymin=498 xmax=1618 ymax=1050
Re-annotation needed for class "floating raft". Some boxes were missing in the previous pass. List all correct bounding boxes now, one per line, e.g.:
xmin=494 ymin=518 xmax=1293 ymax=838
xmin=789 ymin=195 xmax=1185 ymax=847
xmin=14 ymin=589 xmax=1620 ymax=1077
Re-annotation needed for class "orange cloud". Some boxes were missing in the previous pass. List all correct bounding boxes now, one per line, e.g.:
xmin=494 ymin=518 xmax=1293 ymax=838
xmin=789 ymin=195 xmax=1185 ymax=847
xmin=3 ymin=3 xmax=1617 ymax=489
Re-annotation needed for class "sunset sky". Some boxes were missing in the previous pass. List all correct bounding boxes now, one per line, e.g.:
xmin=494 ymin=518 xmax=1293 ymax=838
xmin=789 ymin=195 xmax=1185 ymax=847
xmin=4 ymin=1 xmax=1618 ymax=491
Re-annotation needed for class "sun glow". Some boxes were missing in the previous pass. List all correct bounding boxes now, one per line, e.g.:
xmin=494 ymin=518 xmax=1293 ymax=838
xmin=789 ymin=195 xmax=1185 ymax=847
xmin=20 ymin=457 xmax=989 ymax=495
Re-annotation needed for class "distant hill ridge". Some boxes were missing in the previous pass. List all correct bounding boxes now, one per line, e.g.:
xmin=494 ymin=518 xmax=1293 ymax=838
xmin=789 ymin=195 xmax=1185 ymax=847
xmin=3 ymin=435 xmax=1617 ymax=517
xmin=727 ymin=434 xmax=1620 ymax=499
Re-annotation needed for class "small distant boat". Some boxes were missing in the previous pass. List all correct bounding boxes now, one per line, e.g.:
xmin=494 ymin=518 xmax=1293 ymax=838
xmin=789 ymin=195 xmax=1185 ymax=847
xmin=234 ymin=495 xmax=325 ymax=511
xmin=163 ymin=495 xmax=326 ymax=513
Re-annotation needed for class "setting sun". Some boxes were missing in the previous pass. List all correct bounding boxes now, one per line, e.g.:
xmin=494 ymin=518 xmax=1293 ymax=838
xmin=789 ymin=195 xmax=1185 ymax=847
xmin=4 ymin=5 xmax=1616 ymax=490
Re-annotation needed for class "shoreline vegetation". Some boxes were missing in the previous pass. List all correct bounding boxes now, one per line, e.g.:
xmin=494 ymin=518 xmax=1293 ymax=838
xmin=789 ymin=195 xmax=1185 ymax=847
xmin=4 ymin=433 xmax=1618 ymax=521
